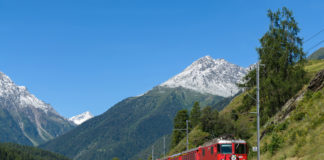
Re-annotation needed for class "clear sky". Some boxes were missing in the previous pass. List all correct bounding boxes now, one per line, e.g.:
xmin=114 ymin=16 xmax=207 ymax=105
xmin=0 ymin=0 xmax=323 ymax=118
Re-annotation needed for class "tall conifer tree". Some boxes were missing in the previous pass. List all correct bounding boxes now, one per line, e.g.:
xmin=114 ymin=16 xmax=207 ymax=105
xmin=171 ymin=110 xmax=189 ymax=148
xmin=241 ymin=7 xmax=306 ymax=122
xmin=190 ymin=102 xmax=201 ymax=127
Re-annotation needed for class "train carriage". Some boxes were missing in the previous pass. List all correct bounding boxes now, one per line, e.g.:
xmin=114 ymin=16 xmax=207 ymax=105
xmin=158 ymin=139 xmax=248 ymax=160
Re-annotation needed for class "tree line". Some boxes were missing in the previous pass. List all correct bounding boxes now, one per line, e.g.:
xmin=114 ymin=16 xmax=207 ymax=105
xmin=171 ymin=102 xmax=249 ymax=149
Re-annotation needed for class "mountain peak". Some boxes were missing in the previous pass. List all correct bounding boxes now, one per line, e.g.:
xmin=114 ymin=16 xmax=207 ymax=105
xmin=160 ymin=56 xmax=247 ymax=97
xmin=0 ymin=71 xmax=52 ymax=112
xmin=198 ymin=55 xmax=213 ymax=61
xmin=69 ymin=111 xmax=94 ymax=125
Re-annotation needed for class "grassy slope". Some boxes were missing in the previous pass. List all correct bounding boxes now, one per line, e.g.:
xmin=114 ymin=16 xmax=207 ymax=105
xmin=169 ymin=60 xmax=324 ymax=160
xmin=248 ymin=59 xmax=324 ymax=159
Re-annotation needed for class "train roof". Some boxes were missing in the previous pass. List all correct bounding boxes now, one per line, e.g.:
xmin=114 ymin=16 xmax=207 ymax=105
xmin=161 ymin=138 xmax=246 ymax=159
xmin=202 ymin=138 xmax=246 ymax=146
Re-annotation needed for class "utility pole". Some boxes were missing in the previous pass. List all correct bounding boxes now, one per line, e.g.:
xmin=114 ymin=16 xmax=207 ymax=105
xmin=257 ymin=62 xmax=260 ymax=160
xmin=186 ymin=120 xmax=189 ymax=151
xmin=163 ymin=136 xmax=166 ymax=157
xmin=152 ymin=145 xmax=154 ymax=160
xmin=174 ymin=120 xmax=190 ymax=151
xmin=249 ymin=62 xmax=263 ymax=159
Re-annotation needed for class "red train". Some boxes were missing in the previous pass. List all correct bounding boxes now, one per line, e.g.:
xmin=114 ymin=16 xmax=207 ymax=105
xmin=158 ymin=139 xmax=248 ymax=160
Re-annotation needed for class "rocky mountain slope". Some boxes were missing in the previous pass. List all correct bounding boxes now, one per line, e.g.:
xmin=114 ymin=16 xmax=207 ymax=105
xmin=161 ymin=56 xmax=247 ymax=97
xmin=69 ymin=111 xmax=93 ymax=125
xmin=0 ymin=72 xmax=75 ymax=146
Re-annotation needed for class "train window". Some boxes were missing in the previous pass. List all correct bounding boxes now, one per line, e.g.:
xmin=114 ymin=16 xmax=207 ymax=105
xmin=211 ymin=147 xmax=214 ymax=154
xmin=235 ymin=143 xmax=246 ymax=154
xmin=202 ymin=149 xmax=205 ymax=156
xmin=217 ymin=144 xmax=220 ymax=153
xmin=220 ymin=144 xmax=232 ymax=154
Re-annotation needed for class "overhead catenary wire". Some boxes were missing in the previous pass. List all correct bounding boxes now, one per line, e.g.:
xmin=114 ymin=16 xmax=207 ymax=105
xmin=305 ymin=40 xmax=324 ymax=53
xmin=304 ymin=28 xmax=324 ymax=43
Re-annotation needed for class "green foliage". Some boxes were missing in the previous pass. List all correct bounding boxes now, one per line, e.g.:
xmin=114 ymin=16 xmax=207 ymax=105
xmin=0 ymin=143 xmax=70 ymax=160
xmin=267 ymin=133 xmax=284 ymax=155
xmin=168 ymin=126 xmax=209 ymax=155
xmin=200 ymin=106 xmax=217 ymax=134
xmin=310 ymin=113 xmax=324 ymax=129
xmin=112 ymin=157 xmax=120 ymax=160
xmin=276 ymin=121 xmax=288 ymax=131
xmin=238 ymin=90 xmax=256 ymax=112
xmin=293 ymin=112 xmax=305 ymax=121
xmin=241 ymin=7 xmax=307 ymax=123
xmin=231 ymin=109 xmax=239 ymax=121
xmin=200 ymin=106 xmax=236 ymax=138
xmin=171 ymin=110 xmax=189 ymax=148
xmin=190 ymin=102 xmax=201 ymax=127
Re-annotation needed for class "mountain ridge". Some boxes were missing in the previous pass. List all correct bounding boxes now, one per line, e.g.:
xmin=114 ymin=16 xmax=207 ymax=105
xmin=160 ymin=56 xmax=247 ymax=97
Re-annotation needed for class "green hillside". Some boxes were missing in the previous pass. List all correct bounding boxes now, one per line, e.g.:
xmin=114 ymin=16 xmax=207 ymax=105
xmin=0 ymin=142 xmax=70 ymax=160
xmin=308 ymin=47 xmax=324 ymax=60
xmin=248 ymin=59 xmax=324 ymax=159
xmin=41 ymin=86 xmax=226 ymax=160
xmin=168 ymin=60 xmax=324 ymax=160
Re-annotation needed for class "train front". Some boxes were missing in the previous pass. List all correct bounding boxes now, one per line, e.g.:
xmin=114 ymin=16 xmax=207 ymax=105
xmin=216 ymin=140 xmax=248 ymax=160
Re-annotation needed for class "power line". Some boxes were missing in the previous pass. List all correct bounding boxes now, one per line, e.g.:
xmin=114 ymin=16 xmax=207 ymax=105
xmin=304 ymin=28 xmax=324 ymax=43
xmin=305 ymin=40 xmax=324 ymax=53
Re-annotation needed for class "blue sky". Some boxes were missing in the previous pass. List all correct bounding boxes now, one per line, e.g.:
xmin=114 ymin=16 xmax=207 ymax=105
xmin=0 ymin=0 xmax=323 ymax=117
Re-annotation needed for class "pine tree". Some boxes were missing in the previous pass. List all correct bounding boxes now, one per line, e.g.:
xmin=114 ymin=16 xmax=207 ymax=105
xmin=241 ymin=7 xmax=307 ymax=122
xmin=200 ymin=106 xmax=217 ymax=134
xmin=171 ymin=109 xmax=189 ymax=148
xmin=190 ymin=102 xmax=201 ymax=127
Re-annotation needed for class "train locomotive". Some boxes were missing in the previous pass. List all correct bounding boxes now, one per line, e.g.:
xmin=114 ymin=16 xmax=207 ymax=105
xmin=158 ymin=139 xmax=248 ymax=160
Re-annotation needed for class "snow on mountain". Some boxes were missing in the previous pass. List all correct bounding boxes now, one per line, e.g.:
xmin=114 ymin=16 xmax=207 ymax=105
xmin=69 ymin=111 xmax=94 ymax=125
xmin=0 ymin=72 xmax=52 ymax=112
xmin=160 ymin=56 xmax=248 ymax=97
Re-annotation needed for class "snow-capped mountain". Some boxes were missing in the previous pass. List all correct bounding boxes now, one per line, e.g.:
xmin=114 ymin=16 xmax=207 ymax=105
xmin=0 ymin=72 xmax=53 ymax=112
xmin=0 ymin=72 xmax=75 ymax=146
xmin=160 ymin=56 xmax=248 ymax=97
xmin=69 ymin=111 xmax=94 ymax=125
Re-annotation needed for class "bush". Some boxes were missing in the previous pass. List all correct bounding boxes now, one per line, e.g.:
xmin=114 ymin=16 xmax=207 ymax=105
xmin=310 ymin=113 xmax=324 ymax=129
xmin=293 ymin=112 xmax=305 ymax=121
xmin=276 ymin=121 xmax=288 ymax=131
xmin=267 ymin=133 xmax=283 ymax=155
